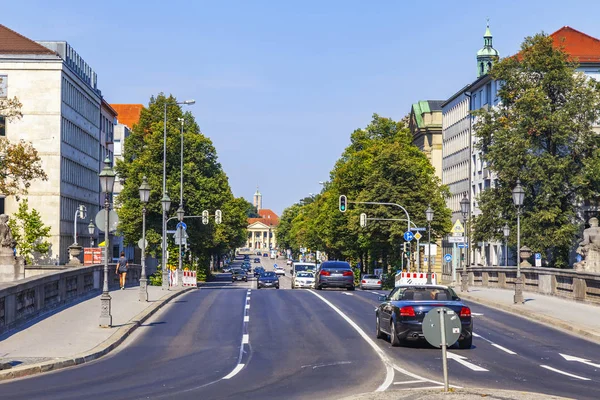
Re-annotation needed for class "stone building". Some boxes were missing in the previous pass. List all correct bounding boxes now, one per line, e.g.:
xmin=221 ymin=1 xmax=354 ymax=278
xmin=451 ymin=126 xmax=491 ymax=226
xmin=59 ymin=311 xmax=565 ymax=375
xmin=0 ymin=24 xmax=112 ymax=264
xmin=409 ymin=100 xmax=444 ymax=180
xmin=246 ymin=189 xmax=279 ymax=250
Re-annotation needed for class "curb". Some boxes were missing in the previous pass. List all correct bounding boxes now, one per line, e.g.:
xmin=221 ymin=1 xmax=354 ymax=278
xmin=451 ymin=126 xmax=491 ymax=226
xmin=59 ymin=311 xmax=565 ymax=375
xmin=340 ymin=387 xmax=573 ymax=400
xmin=0 ymin=286 xmax=195 ymax=381
xmin=459 ymin=292 xmax=600 ymax=345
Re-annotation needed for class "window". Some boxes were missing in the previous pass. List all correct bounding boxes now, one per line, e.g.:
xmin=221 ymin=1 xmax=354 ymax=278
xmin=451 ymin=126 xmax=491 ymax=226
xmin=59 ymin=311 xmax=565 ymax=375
xmin=0 ymin=116 xmax=5 ymax=136
xmin=0 ymin=75 xmax=6 ymax=98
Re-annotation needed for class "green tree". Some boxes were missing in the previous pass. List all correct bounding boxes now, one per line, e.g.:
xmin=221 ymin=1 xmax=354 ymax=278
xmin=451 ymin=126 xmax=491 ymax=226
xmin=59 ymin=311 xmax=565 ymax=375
xmin=473 ymin=33 xmax=600 ymax=267
xmin=0 ymin=84 xmax=47 ymax=195
xmin=7 ymin=199 xmax=51 ymax=264
xmin=115 ymin=93 xmax=247 ymax=269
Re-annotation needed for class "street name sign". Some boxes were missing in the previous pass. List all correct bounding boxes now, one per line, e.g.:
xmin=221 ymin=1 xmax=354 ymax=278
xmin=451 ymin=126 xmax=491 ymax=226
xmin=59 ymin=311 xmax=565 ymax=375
xmin=448 ymin=236 xmax=465 ymax=243
xmin=410 ymin=227 xmax=427 ymax=231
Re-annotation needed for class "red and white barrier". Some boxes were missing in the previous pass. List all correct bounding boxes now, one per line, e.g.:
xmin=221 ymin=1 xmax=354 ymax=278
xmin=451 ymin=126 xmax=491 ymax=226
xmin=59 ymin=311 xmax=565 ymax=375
xmin=168 ymin=270 xmax=197 ymax=287
xmin=395 ymin=272 xmax=437 ymax=286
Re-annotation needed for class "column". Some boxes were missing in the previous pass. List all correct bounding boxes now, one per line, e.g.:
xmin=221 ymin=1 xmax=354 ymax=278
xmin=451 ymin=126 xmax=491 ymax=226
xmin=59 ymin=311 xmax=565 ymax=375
xmin=251 ymin=231 xmax=255 ymax=249
xmin=267 ymin=230 xmax=271 ymax=249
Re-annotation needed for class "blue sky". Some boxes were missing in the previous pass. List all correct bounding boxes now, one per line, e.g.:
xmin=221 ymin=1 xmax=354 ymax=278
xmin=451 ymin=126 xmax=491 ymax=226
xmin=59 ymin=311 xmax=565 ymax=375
xmin=4 ymin=0 xmax=600 ymax=215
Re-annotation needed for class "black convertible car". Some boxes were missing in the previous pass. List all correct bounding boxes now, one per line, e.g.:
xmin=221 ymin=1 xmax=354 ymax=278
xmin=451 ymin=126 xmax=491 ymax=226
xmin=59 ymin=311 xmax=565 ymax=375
xmin=375 ymin=285 xmax=473 ymax=349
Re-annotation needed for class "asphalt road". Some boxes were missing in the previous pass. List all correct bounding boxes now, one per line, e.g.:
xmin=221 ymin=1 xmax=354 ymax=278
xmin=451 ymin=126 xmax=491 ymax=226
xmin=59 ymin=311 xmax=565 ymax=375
xmin=1 ymin=255 xmax=598 ymax=400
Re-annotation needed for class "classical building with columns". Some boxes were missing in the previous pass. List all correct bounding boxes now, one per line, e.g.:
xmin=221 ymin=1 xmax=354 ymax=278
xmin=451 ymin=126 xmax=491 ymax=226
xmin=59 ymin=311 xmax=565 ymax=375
xmin=246 ymin=189 xmax=279 ymax=250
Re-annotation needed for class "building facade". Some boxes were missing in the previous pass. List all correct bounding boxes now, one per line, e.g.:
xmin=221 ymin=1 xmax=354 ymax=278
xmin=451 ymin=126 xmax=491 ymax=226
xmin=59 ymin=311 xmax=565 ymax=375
xmin=246 ymin=189 xmax=279 ymax=250
xmin=0 ymin=25 xmax=108 ymax=264
xmin=409 ymin=100 xmax=444 ymax=180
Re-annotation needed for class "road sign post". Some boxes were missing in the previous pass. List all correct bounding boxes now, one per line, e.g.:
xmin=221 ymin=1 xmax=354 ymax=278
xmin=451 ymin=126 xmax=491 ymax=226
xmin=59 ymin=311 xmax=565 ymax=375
xmin=423 ymin=307 xmax=462 ymax=392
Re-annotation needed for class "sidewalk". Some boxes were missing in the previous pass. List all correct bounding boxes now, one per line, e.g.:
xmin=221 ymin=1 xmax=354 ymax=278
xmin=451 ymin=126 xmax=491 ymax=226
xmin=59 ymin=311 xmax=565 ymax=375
xmin=0 ymin=284 xmax=193 ymax=380
xmin=342 ymin=387 xmax=571 ymax=400
xmin=456 ymin=286 xmax=600 ymax=344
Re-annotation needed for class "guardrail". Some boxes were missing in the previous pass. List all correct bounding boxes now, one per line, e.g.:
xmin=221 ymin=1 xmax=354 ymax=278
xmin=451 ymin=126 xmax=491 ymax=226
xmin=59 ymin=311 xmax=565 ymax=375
xmin=466 ymin=266 xmax=600 ymax=305
xmin=0 ymin=263 xmax=152 ymax=335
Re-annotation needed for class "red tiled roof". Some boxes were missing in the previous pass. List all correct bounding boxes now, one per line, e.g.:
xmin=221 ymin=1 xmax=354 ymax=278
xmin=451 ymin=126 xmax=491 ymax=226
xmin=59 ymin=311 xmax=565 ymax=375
xmin=248 ymin=209 xmax=279 ymax=226
xmin=0 ymin=24 xmax=56 ymax=55
xmin=110 ymin=104 xmax=144 ymax=130
xmin=549 ymin=26 xmax=600 ymax=62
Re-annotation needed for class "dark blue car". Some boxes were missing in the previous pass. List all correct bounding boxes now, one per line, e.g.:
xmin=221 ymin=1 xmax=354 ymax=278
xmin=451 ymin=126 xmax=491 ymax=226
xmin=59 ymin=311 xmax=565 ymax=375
xmin=375 ymin=285 xmax=473 ymax=349
xmin=257 ymin=271 xmax=279 ymax=289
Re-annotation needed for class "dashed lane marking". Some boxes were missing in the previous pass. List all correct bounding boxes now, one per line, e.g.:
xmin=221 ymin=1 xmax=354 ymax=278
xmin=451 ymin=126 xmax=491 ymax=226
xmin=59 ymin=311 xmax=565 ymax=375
xmin=242 ymin=334 xmax=249 ymax=344
xmin=223 ymin=364 xmax=245 ymax=380
xmin=393 ymin=380 xmax=427 ymax=385
xmin=244 ymin=316 xmax=249 ymax=322
xmin=472 ymin=332 xmax=517 ymax=355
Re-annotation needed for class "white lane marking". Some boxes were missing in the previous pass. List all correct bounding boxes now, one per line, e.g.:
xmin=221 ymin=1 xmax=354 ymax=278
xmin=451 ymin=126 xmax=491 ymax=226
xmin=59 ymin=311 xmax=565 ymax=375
xmin=491 ymin=343 xmax=517 ymax=355
xmin=342 ymin=292 xmax=354 ymax=296
xmin=371 ymin=291 xmax=384 ymax=295
xmin=393 ymin=380 xmax=426 ymax=385
xmin=396 ymin=386 xmax=445 ymax=391
xmin=447 ymin=352 xmax=489 ymax=371
xmin=245 ymin=304 xmax=250 ymax=309
xmin=223 ymin=363 xmax=245 ymax=380
xmin=244 ymin=315 xmax=249 ymax=322
xmin=472 ymin=332 xmax=517 ymax=355
xmin=560 ymin=353 xmax=600 ymax=368
xmin=301 ymin=361 xmax=352 ymax=370
xmin=308 ymin=291 xmax=450 ymax=391
xmin=471 ymin=312 xmax=484 ymax=316
xmin=540 ymin=365 xmax=591 ymax=380
xmin=242 ymin=334 xmax=249 ymax=344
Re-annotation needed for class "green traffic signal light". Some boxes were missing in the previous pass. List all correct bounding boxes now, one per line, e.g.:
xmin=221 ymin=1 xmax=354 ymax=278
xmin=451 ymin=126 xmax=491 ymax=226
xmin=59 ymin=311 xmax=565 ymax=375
xmin=339 ymin=195 xmax=347 ymax=213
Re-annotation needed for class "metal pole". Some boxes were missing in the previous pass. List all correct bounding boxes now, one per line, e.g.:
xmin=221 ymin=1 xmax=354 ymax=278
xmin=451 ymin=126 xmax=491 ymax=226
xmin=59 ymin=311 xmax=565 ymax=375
xmin=461 ymin=214 xmax=468 ymax=292
xmin=177 ymin=119 xmax=184 ymax=287
xmin=99 ymin=196 xmax=112 ymax=327
xmin=427 ymin=221 xmax=432 ymax=284
xmin=505 ymin=239 xmax=508 ymax=267
xmin=139 ymin=206 xmax=148 ymax=302
xmin=74 ymin=208 xmax=78 ymax=244
xmin=162 ymin=102 xmax=169 ymax=290
xmin=416 ymin=237 xmax=420 ymax=273
xmin=440 ymin=309 xmax=449 ymax=392
xmin=514 ymin=209 xmax=524 ymax=304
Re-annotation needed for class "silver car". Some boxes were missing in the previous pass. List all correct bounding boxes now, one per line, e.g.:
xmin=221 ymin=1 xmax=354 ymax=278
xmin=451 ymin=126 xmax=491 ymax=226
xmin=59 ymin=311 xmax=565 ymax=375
xmin=360 ymin=274 xmax=382 ymax=290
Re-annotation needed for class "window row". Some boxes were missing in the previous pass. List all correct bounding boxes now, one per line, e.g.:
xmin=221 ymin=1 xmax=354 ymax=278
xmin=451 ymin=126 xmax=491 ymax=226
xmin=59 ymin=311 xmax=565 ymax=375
xmin=61 ymin=117 xmax=99 ymax=159
xmin=61 ymin=157 xmax=99 ymax=192
xmin=62 ymin=77 xmax=100 ymax=124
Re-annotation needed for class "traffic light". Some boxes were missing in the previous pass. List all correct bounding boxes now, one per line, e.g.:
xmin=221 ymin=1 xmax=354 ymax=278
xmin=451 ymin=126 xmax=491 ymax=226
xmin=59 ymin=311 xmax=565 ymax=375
xmin=360 ymin=213 xmax=367 ymax=227
xmin=202 ymin=210 xmax=209 ymax=225
xmin=339 ymin=195 xmax=347 ymax=213
xmin=215 ymin=209 xmax=222 ymax=224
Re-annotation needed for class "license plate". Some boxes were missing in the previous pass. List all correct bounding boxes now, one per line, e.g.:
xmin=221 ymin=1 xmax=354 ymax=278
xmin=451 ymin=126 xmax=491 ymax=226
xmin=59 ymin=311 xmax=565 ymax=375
xmin=332 ymin=273 xmax=342 ymax=277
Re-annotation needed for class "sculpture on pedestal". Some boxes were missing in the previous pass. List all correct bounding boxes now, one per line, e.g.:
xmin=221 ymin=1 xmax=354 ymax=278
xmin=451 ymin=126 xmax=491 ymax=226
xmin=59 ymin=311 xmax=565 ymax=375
xmin=0 ymin=214 xmax=16 ymax=255
xmin=575 ymin=217 xmax=600 ymax=273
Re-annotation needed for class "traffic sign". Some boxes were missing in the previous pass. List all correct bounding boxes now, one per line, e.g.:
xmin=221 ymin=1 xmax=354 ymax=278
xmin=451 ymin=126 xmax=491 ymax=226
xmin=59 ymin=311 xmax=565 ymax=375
xmin=448 ymin=236 xmax=465 ymax=243
xmin=451 ymin=219 xmax=465 ymax=235
xmin=410 ymin=227 xmax=427 ymax=231
xmin=95 ymin=210 xmax=119 ymax=233
xmin=138 ymin=238 xmax=148 ymax=250
xmin=176 ymin=222 xmax=187 ymax=230
xmin=414 ymin=232 xmax=422 ymax=241
xmin=457 ymin=243 xmax=469 ymax=248
xmin=444 ymin=254 xmax=452 ymax=262
xmin=423 ymin=307 xmax=462 ymax=348
xmin=535 ymin=253 xmax=541 ymax=267
xmin=403 ymin=231 xmax=414 ymax=241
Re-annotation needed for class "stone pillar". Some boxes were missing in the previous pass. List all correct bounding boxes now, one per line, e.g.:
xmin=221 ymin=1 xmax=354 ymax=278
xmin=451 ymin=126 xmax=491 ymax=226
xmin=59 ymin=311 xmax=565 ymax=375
xmin=573 ymin=278 xmax=587 ymax=302
xmin=251 ymin=231 xmax=255 ymax=249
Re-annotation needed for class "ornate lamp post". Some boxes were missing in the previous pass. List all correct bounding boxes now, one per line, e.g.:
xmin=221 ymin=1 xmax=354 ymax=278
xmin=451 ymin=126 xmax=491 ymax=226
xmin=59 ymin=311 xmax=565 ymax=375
xmin=425 ymin=204 xmax=434 ymax=284
xmin=512 ymin=180 xmax=525 ymax=304
xmin=161 ymin=191 xmax=171 ymax=290
xmin=460 ymin=194 xmax=470 ymax=292
xmin=503 ymin=223 xmax=510 ymax=267
xmin=98 ymin=156 xmax=116 ymax=327
xmin=139 ymin=176 xmax=151 ymax=301
xmin=88 ymin=220 xmax=96 ymax=248
xmin=176 ymin=204 xmax=185 ymax=286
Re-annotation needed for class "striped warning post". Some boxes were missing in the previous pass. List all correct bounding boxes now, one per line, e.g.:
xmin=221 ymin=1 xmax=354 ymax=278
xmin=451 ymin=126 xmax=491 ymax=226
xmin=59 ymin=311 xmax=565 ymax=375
xmin=182 ymin=270 xmax=197 ymax=287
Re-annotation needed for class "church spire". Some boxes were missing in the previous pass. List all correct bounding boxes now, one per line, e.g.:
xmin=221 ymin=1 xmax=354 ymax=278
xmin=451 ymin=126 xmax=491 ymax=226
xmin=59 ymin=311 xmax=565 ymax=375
xmin=477 ymin=19 xmax=499 ymax=78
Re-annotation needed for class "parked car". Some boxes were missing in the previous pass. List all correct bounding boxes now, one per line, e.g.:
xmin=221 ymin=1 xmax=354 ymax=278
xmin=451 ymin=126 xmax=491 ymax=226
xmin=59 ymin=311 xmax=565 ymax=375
xmin=257 ymin=271 xmax=279 ymax=289
xmin=315 ymin=261 xmax=354 ymax=291
xmin=360 ymin=274 xmax=383 ymax=290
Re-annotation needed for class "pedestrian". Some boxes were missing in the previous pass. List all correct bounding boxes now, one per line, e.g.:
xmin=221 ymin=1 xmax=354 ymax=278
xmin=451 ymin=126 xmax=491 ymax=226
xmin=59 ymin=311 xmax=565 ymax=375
xmin=115 ymin=251 xmax=128 ymax=289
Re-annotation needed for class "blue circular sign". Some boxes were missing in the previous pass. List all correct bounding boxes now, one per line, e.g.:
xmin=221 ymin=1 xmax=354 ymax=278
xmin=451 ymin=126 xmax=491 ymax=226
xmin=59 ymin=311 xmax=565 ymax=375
xmin=444 ymin=254 xmax=452 ymax=262
xmin=403 ymin=231 xmax=414 ymax=241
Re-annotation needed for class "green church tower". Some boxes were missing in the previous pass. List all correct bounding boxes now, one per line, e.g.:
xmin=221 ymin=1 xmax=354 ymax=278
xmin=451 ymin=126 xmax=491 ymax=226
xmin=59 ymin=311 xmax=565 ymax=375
xmin=477 ymin=21 xmax=500 ymax=77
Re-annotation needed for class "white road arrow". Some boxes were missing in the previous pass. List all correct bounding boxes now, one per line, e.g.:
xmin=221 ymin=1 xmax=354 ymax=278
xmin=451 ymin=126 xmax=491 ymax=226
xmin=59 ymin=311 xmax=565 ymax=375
xmin=560 ymin=353 xmax=600 ymax=368
xmin=447 ymin=352 xmax=489 ymax=371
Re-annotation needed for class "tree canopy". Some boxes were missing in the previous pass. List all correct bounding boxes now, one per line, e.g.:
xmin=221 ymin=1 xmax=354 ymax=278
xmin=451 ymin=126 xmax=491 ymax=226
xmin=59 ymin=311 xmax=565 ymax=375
xmin=472 ymin=33 xmax=600 ymax=267
xmin=115 ymin=94 xmax=248 ymax=267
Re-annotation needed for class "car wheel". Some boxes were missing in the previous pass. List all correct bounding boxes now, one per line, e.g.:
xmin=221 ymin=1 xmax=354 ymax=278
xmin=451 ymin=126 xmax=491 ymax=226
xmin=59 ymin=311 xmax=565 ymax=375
xmin=347 ymin=286 xmax=355 ymax=291
xmin=390 ymin=320 xmax=401 ymax=347
xmin=316 ymin=285 xmax=322 ymax=290
xmin=376 ymin=314 xmax=385 ymax=339
xmin=458 ymin=335 xmax=472 ymax=349
xmin=276 ymin=285 xmax=280 ymax=289
xmin=244 ymin=278 xmax=247 ymax=282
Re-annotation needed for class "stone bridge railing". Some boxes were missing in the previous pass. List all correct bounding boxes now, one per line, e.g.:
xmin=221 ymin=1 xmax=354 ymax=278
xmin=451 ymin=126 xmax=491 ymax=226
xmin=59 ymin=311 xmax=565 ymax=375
xmin=0 ymin=263 xmax=155 ymax=335
xmin=466 ymin=266 xmax=600 ymax=305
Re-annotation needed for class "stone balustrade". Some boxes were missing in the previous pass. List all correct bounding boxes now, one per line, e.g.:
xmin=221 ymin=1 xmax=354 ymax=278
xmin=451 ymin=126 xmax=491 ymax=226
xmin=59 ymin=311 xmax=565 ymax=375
xmin=0 ymin=263 xmax=154 ymax=335
xmin=466 ymin=266 xmax=600 ymax=305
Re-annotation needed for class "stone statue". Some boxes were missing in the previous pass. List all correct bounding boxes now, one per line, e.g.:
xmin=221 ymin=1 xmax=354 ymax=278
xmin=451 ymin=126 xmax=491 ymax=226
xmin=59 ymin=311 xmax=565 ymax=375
xmin=0 ymin=214 xmax=17 ymax=255
xmin=575 ymin=217 xmax=600 ymax=273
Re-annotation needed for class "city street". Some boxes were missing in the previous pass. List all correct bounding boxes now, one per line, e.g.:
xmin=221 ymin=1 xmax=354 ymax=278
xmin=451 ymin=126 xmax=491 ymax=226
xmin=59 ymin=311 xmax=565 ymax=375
xmin=0 ymin=255 xmax=598 ymax=399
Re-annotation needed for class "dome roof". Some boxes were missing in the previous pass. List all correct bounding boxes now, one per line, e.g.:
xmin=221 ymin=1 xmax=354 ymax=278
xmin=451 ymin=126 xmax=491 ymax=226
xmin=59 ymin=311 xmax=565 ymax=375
xmin=477 ymin=47 xmax=499 ymax=57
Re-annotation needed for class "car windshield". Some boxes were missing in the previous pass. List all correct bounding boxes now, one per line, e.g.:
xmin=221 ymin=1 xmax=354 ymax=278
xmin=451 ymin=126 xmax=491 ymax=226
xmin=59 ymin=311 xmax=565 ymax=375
xmin=261 ymin=272 xmax=276 ymax=278
xmin=296 ymin=272 xmax=314 ymax=278
xmin=389 ymin=286 xmax=459 ymax=301
xmin=363 ymin=275 xmax=378 ymax=279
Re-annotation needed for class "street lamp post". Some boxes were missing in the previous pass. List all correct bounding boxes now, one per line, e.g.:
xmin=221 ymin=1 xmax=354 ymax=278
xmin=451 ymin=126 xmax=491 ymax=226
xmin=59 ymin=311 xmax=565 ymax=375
xmin=161 ymin=191 xmax=171 ymax=289
xmin=98 ymin=156 xmax=116 ymax=327
xmin=425 ymin=205 xmax=434 ymax=284
xmin=88 ymin=220 xmax=95 ymax=248
xmin=512 ymin=180 xmax=525 ymax=304
xmin=161 ymin=98 xmax=195 ymax=291
xmin=176 ymin=205 xmax=185 ymax=286
xmin=139 ymin=176 xmax=151 ymax=302
xmin=503 ymin=223 xmax=510 ymax=267
xmin=460 ymin=194 xmax=470 ymax=292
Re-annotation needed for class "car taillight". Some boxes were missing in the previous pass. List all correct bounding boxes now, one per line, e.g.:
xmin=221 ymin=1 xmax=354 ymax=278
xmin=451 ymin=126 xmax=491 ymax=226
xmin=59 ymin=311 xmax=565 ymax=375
xmin=343 ymin=271 xmax=353 ymax=277
xmin=400 ymin=306 xmax=415 ymax=317
xmin=377 ymin=281 xmax=381 ymax=284
xmin=361 ymin=280 xmax=366 ymax=283
xmin=460 ymin=307 xmax=471 ymax=317
xmin=320 ymin=270 xmax=330 ymax=276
